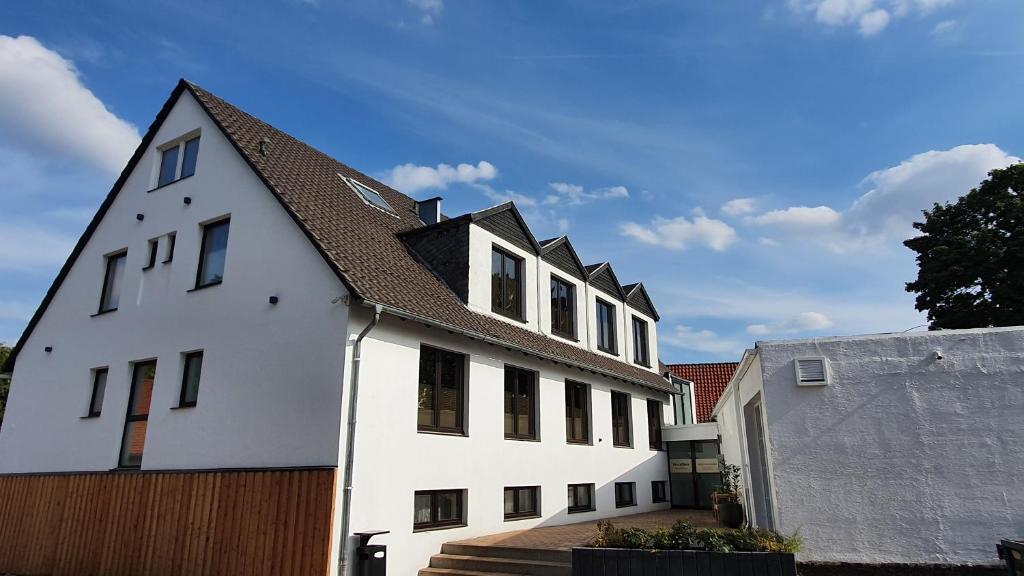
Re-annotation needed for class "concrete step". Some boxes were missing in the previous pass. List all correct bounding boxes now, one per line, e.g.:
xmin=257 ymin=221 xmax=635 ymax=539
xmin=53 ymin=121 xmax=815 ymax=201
xmin=441 ymin=543 xmax=572 ymax=564
xmin=429 ymin=553 xmax=571 ymax=576
xmin=418 ymin=568 xmax=530 ymax=576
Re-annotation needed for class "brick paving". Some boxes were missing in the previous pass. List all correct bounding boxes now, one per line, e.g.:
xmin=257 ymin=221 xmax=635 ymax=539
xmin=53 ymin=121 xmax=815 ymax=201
xmin=451 ymin=509 xmax=717 ymax=550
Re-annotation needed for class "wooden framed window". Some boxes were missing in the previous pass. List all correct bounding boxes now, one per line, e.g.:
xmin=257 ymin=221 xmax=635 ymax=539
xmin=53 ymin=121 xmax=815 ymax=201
xmin=413 ymin=489 xmax=465 ymax=530
xmin=504 ymin=366 xmax=536 ymax=440
xmin=564 ymin=380 xmax=590 ymax=444
xmin=178 ymin=351 xmax=203 ymax=408
xmin=86 ymin=368 xmax=107 ymax=418
xmin=647 ymin=398 xmax=663 ymax=450
xmin=615 ymin=482 xmax=636 ymax=508
xmin=652 ymin=481 xmax=668 ymax=503
xmin=504 ymin=486 xmax=540 ymax=520
xmin=119 ymin=361 xmax=156 ymax=468
xmin=611 ymin=391 xmax=632 ymax=448
xmin=418 ymin=345 xmax=466 ymax=434
xmin=596 ymin=299 xmax=617 ymax=354
xmin=195 ymin=218 xmax=230 ymax=288
xmin=550 ymin=276 xmax=575 ymax=338
xmin=567 ymin=483 xmax=595 ymax=514
xmin=491 ymin=247 xmax=523 ymax=320
xmin=98 ymin=251 xmax=126 ymax=314
xmin=632 ymin=316 xmax=650 ymax=367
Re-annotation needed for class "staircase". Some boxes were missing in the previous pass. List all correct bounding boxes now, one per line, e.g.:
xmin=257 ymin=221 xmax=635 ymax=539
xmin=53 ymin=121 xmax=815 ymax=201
xmin=418 ymin=542 xmax=572 ymax=576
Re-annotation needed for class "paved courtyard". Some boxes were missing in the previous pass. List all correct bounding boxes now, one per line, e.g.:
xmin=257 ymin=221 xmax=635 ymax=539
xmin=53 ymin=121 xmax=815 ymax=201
xmin=452 ymin=509 xmax=717 ymax=550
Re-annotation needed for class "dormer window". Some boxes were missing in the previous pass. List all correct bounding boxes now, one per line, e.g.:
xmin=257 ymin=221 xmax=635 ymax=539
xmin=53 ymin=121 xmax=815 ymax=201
xmin=492 ymin=246 xmax=523 ymax=321
xmin=632 ymin=316 xmax=650 ymax=367
xmin=550 ymin=276 xmax=575 ymax=338
xmin=157 ymin=134 xmax=200 ymax=187
xmin=343 ymin=175 xmax=396 ymax=215
xmin=596 ymin=299 xmax=617 ymax=354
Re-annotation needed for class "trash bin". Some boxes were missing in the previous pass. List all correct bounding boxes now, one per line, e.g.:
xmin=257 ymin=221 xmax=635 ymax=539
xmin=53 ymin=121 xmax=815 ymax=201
xmin=354 ymin=530 xmax=389 ymax=576
xmin=998 ymin=539 xmax=1024 ymax=576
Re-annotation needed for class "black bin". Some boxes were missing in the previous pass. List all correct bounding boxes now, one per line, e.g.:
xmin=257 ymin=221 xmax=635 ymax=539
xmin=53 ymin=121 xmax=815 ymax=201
xmin=354 ymin=530 xmax=389 ymax=576
xmin=998 ymin=539 xmax=1024 ymax=576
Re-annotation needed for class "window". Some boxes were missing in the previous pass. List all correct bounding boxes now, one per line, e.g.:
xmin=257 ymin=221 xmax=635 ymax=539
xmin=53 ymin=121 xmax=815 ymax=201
xmin=564 ymin=381 xmax=590 ymax=444
xmin=163 ymin=232 xmax=176 ymax=263
xmin=615 ymin=482 xmax=636 ymax=508
xmin=504 ymin=486 xmax=540 ymax=520
xmin=413 ymin=490 xmax=465 ymax=530
xmin=504 ymin=366 xmax=536 ymax=440
xmin=143 ymin=238 xmax=159 ymax=270
xmin=87 ymin=368 xmax=107 ymax=418
xmin=647 ymin=399 xmax=663 ymax=450
xmin=178 ymin=351 xmax=203 ymax=408
xmin=196 ymin=219 xmax=230 ymax=288
xmin=611 ymin=391 xmax=632 ymax=448
xmin=596 ymin=299 xmax=617 ymax=354
xmin=652 ymin=481 xmax=668 ymax=503
xmin=345 ymin=176 xmax=396 ymax=214
xmin=550 ymin=276 xmax=575 ymax=338
xmin=491 ymin=247 xmax=523 ymax=320
xmin=632 ymin=316 xmax=650 ymax=367
xmin=567 ymin=483 xmax=595 ymax=514
xmin=98 ymin=251 xmax=127 ymax=313
xmin=119 ymin=361 xmax=156 ymax=468
xmin=418 ymin=346 xmax=466 ymax=434
xmin=157 ymin=136 xmax=200 ymax=187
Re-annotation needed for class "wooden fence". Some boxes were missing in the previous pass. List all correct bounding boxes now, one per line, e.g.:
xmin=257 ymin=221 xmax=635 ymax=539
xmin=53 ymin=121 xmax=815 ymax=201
xmin=0 ymin=467 xmax=337 ymax=576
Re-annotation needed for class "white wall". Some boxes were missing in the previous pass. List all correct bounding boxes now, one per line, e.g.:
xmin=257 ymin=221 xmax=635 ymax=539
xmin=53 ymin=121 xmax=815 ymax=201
xmin=340 ymin=312 xmax=672 ymax=576
xmin=0 ymin=92 xmax=349 ymax=472
xmin=623 ymin=305 xmax=659 ymax=373
xmin=537 ymin=259 xmax=589 ymax=351
xmin=467 ymin=225 xmax=540 ymax=331
xmin=757 ymin=328 xmax=1024 ymax=565
xmin=586 ymin=286 xmax=628 ymax=362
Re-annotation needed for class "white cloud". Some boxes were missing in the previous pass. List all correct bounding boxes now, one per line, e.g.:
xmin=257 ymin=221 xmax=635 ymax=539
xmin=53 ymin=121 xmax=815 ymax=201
xmin=408 ymin=0 xmax=443 ymax=24
xmin=787 ymin=0 xmax=957 ymax=36
xmin=747 ymin=311 xmax=835 ymax=336
xmin=721 ymin=197 xmax=758 ymax=216
xmin=0 ymin=35 xmax=140 ymax=174
xmin=479 ymin=185 xmax=538 ymax=207
xmin=544 ymin=182 xmax=630 ymax=206
xmin=620 ymin=214 xmax=737 ymax=252
xmin=0 ymin=223 xmax=76 ymax=273
xmin=661 ymin=325 xmax=745 ymax=356
xmin=929 ymin=19 xmax=958 ymax=35
xmin=748 ymin=144 xmax=1021 ymax=252
xmin=383 ymin=160 xmax=497 ymax=194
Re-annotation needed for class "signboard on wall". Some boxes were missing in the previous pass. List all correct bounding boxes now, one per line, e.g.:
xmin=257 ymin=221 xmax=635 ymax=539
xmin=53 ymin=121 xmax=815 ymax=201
xmin=669 ymin=459 xmax=692 ymax=474
xmin=696 ymin=459 xmax=721 ymax=474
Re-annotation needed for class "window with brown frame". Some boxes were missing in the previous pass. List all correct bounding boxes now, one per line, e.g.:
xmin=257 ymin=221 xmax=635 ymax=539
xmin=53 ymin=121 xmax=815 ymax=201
xmin=632 ymin=316 xmax=650 ymax=367
xmin=98 ymin=251 xmax=126 ymax=313
xmin=504 ymin=365 xmax=536 ymax=440
xmin=119 ymin=361 xmax=156 ymax=468
xmin=567 ymin=483 xmax=595 ymax=514
xmin=652 ymin=480 xmax=668 ymax=503
xmin=564 ymin=380 xmax=590 ymax=444
xmin=413 ymin=489 xmax=465 ymax=530
xmin=491 ymin=246 xmax=523 ymax=320
xmin=647 ymin=398 xmax=663 ymax=450
xmin=550 ymin=276 xmax=575 ymax=338
xmin=596 ymin=299 xmax=617 ymax=354
xmin=615 ymin=482 xmax=636 ymax=508
xmin=611 ymin=391 xmax=632 ymax=447
xmin=504 ymin=486 xmax=540 ymax=520
xmin=418 ymin=345 xmax=466 ymax=434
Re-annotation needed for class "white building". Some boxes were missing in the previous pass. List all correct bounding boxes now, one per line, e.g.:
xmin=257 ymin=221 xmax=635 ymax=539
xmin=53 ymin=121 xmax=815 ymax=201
xmin=714 ymin=327 xmax=1024 ymax=567
xmin=0 ymin=80 xmax=678 ymax=576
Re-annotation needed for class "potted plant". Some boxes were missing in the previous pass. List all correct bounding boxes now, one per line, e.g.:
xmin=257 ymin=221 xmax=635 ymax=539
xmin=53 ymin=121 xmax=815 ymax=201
xmin=715 ymin=462 xmax=745 ymax=529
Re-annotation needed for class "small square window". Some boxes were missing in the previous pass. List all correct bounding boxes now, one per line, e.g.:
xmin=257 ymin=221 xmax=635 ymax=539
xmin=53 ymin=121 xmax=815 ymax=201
xmin=178 ymin=351 xmax=203 ymax=408
xmin=568 ymin=483 xmax=595 ymax=514
xmin=155 ymin=135 xmax=200 ymax=188
xmin=652 ymin=481 xmax=668 ymax=503
xmin=504 ymin=486 xmax=540 ymax=520
xmin=615 ymin=482 xmax=636 ymax=508
xmin=413 ymin=489 xmax=466 ymax=531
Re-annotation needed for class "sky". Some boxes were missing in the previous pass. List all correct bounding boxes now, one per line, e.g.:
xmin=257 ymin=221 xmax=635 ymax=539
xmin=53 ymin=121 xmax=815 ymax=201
xmin=1 ymin=0 xmax=1022 ymax=362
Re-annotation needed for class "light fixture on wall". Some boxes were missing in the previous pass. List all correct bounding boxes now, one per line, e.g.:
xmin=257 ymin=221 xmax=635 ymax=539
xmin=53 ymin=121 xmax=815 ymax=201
xmin=183 ymin=196 xmax=192 ymax=205
xmin=44 ymin=346 xmax=53 ymax=353
xmin=269 ymin=296 xmax=279 ymax=305
xmin=135 ymin=213 xmax=145 ymax=221
xmin=934 ymin=350 xmax=944 ymax=360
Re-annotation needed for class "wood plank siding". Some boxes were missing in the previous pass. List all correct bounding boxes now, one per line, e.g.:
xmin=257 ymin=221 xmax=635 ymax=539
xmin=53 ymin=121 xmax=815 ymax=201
xmin=0 ymin=468 xmax=336 ymax=576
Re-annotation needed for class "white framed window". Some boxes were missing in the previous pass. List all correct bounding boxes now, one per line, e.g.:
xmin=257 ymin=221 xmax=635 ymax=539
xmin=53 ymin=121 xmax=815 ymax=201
xmin=794 ymin=357 xmax=829 ymax=386
xmin=155 ymin=131 xmax=201 ymax=188
xmin=341 ymin=175 xmax=397 ymax=215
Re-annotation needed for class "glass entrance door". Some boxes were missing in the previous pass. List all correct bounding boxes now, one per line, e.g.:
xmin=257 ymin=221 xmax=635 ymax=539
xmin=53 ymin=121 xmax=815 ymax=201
xmin=667 ymin=440 xmax=721 ymax=509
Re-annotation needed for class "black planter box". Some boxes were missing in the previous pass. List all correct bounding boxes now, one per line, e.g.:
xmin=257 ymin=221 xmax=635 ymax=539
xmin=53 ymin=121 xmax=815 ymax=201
xmin=572 ymin=547 xmax=797 ymax=576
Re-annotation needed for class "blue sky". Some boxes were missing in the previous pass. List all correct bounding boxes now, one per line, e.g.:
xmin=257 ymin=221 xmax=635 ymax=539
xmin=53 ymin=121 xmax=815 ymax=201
xmin=1 ymin=0 xmax=1022 ymax=362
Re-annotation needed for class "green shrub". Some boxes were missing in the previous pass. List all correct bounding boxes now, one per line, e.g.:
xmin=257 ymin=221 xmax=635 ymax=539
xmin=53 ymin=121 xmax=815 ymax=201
xmin=592 ymin=520 xmax=801 ymax=554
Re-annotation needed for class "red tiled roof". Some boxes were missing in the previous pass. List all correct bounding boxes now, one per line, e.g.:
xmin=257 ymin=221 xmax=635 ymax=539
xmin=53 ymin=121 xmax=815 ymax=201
xmin=667 ymin=362 xmax=739 ymax=423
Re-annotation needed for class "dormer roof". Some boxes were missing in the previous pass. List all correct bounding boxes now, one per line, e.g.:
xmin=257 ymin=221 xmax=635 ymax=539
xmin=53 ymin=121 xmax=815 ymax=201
xmin=622 ymin=282 xmax=660 ymax=321
xmin=470 ymin=202 xmax=542 ymax=254
xmin=539 ymin=236 xmax=588 ymax=281
xmin=585 ymin=262 xmax=627 ymax=300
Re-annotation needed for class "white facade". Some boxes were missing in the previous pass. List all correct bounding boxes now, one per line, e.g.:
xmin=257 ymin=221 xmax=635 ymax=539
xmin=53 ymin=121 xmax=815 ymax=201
xmin=0 ymin=92 xmax=349 ymax=472
xmin=715 ymin=327 xmax=1024 ymax=566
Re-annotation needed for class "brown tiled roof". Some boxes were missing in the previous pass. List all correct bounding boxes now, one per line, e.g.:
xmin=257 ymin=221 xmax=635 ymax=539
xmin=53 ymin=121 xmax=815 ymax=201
xmin=667 ymin=362 xmax=739 ymax=422
xmin=185 ymin=82 xmax=673 ymax=393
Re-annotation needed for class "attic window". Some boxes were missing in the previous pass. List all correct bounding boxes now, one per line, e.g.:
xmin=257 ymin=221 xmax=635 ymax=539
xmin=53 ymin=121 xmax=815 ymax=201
xmin=795 ymin=357 xmax=829 ymax=386
xmin=342 ymin=175 xmax=396 ymax=215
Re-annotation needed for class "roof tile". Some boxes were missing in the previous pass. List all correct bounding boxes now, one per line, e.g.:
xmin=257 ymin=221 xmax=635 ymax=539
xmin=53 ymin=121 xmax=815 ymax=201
xmin=667 ymin=362 xmax=739 ymax=422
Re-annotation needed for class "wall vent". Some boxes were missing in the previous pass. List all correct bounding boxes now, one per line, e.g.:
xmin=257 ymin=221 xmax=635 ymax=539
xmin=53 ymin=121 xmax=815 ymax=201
xmin=795 ymin=357 xmax=829 ymax=386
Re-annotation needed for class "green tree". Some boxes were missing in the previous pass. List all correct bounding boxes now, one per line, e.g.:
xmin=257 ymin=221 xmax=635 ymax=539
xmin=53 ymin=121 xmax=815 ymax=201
xmin=0 ymin=344 xmax=10 ymax=427
xmin=904 ymin=163 xmax=1024 ymax=329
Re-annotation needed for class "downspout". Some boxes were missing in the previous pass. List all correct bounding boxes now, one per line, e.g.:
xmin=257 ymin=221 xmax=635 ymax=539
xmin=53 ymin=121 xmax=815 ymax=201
xmin=338 ymin=303 xmax=382 ymax=576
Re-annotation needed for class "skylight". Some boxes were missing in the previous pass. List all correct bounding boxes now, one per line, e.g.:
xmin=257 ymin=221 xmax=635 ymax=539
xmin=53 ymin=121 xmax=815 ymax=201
xmin=343 ymin=176 xmax=396 ymax=214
